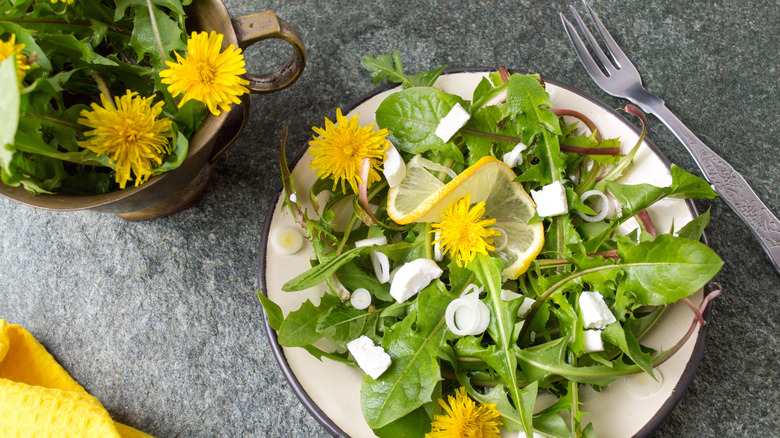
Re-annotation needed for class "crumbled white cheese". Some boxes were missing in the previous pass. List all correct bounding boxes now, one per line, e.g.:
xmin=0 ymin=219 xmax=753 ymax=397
xmin=583 ymin=329 xmax=604 ymax=353
xmin=502 ymin=142 xmax=528 ymax=168
xmin=531 ymin=181 xmax=569 ymax=217
xmin=500 ymin=289 xmax=536 ymax=316
xmin=383 ymin=143 xmax=406 ymax=188
xmin=346 ymin=335 xmax=391 ymax=379
xmin=579 ymin=291 xmax=617 ymax=330
xmin=389 ymin=259 xmax=443 ymax=303
xmin=434 ymin=103 xmax=471 ymax=142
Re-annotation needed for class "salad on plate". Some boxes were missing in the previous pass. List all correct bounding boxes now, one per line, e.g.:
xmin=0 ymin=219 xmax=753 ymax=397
xmin=259 ymin=52 xmax=723 ymax=438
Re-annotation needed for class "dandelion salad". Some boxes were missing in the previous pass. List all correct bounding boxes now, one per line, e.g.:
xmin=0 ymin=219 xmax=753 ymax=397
xmin=260 ymin=54 xmax=724 ymax=437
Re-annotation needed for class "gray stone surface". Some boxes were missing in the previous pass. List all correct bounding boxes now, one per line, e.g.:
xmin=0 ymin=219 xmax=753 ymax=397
xmin=1 ymin=0 xmax=778 ymax=437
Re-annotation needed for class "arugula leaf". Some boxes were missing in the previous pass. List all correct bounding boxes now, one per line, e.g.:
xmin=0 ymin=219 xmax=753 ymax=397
xmin=256 ymin=289 xmax=284 ymax=331
xmin=316 ymin=302 xmax=380 ymax=348
xmin=361 ymin=51 xmax=445 ymax=88
xmin=277 ymin=294 xmax=341 ymax=347
xmin=505 ymin=74 xmax=561 ymax=136
xmin=468 ymin=253 xmax=536 ymax=437
xmin=614 ymin=234 xmax=723 ymax=305
xmin=676 ymin=209 xmax=711 ymax=241
xmin=361 ymin=281 xmax=449 ymax=429
xmin=607 ymin=165 xmax=717 ymax=219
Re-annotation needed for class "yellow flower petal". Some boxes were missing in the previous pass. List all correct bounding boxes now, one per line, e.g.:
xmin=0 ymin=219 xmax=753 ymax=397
xmin=308 ymin=108 xmax=390 ymax=194
xmin=160 ymin=31 xmax=250 ymax=116
xmin=77 ymin=90 xmax=172 ymax=189
xmin=426 ymin=387 xmax=502 ymax=438
xmin=432 ymin=194 xmax=500 ymax=266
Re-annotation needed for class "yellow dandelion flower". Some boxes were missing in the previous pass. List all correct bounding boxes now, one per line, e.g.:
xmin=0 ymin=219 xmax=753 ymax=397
xmin=77 ymin=90 xmax=172 ymax=189
xmin=426 ymin=387 xmax=502 ymax=438
xmin=308 ymin=108 xmax=390 ymax=194
xmin=50 ymin=0 xmax=75 ymax=4
xmin=0 ymin=34 xmax=30 ymax=87
xmin=432 ymin=194 xmax=500 ymax=267
xmin=159 ymin=31 xmax=250 ymax=116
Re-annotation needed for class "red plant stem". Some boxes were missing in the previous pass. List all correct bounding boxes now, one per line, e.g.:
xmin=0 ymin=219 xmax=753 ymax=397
xmin=682 ymin=297 xmax=706 ymax=325
xmin=357 ymin=158 xmax=376 ymax=227
xmin=552 ymin=109 xmax=602 ymax=142
xmin=278 ymin=126 xmax=306 ymax=226
xmin=560 ymin=144 xmax=621 ymax=155
xmin=635 ymin=210 xmax=657 ymax=237
xmin=653 ymin=284 xmax=722 ymax=368
xmin=499 ymin=67 xmax=509 ymax=83
xmin=591 ymin=250 xmax=619 ymax=259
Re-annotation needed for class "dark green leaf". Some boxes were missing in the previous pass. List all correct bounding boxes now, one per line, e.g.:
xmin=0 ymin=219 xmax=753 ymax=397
xmin=375 ymin=87 xmax=468 ymax=154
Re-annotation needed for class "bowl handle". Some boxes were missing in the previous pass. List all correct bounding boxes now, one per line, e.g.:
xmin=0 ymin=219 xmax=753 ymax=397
xmin=231 ymin=11 xmax=306 ymax=94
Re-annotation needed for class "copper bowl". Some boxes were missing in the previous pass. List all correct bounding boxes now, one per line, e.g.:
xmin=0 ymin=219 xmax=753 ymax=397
xmin=0 ymin=0 xmax=305 ymax=220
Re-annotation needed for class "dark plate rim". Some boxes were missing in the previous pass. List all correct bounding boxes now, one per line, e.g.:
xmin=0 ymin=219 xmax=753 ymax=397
xmin=256 ymin=67 xmax=713 ymax=438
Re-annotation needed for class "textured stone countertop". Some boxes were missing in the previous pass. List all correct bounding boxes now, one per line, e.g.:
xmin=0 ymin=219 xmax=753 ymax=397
xmin=1 ymin=0 xmax=778 ymax=437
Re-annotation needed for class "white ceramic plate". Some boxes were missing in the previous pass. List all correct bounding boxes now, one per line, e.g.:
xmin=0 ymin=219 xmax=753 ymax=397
xmin=257 ymin=69 xmax=712 ymax=438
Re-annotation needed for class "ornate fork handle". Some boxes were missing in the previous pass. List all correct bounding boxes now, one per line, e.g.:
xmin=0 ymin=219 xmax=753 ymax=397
xmin=639 ymin=98 xmax=780 ymax=272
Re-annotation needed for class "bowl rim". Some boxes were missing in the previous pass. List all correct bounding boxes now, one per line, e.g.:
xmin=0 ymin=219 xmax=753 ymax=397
xmin=256 ymin=66 xmax=713 ymax=438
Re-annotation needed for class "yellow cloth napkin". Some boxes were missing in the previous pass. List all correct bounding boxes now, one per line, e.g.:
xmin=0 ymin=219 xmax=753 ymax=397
xmin=0 ymin=320 xmax=153 ymax=437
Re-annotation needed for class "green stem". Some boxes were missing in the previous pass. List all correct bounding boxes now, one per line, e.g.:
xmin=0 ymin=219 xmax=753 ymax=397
xmin=335 ymin=212 xmax=359 ymax=256
xmin=92 ymin=74 xmax=113 ymax=104
xmin=424 ymin=223 xmax=433 ymax=260
xmin=24 ymin=112 xmax=86 ymax=131
xmin=145 ymin=0 xmax=167 ymax=62
xmin=569 ymin=355 xmax=581 ymax=438
xmin=436 ymin=158 xmax=455 ymax=182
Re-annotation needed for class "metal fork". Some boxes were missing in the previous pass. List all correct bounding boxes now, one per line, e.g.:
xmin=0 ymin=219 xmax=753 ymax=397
xmin=561 ymin=0 xmax=780 ymax=273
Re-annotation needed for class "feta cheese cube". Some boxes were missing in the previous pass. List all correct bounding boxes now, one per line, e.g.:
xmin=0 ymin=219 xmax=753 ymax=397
xmin=579 ymin=291 xmax=616 ymax=330
xmin=500 ymin=289 xmax=535 ymax=316
xmin=583 ymin=329 xmax=604 ymax=353
xmin=531 ymin=181 xmax=569 ymax=217
xmin=346 ymin=335 xmax=391 ymax=379
xmin=389 ymin=259 xmax=443 ymax=303
xmin=502 ymin=142 xmax=528 ymax=168
xmin=434 ymin=103 xmax=471 ymax=142
xmin=383 ymin=143 xmax=406 ymax=188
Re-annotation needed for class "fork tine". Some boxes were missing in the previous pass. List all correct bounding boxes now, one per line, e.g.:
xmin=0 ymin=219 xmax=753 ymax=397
xmin=559 ymin=13 xmax=609 ymax=87
xmin=581 ymin=0 xmax=633 ymax=70
xmin=568 ymin=5 xmax=617 ymax=74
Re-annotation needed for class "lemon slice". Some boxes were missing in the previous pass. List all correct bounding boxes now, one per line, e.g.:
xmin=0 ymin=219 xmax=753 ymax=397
xmin=387 ymin=155 xmax=544 ymax=278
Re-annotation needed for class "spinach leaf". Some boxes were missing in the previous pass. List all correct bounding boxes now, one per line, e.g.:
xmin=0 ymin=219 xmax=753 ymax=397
xmin=277 ymin=294 xmax=341 ymax=347
xmin=375 ymin=87 xmax=468 ymax=155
